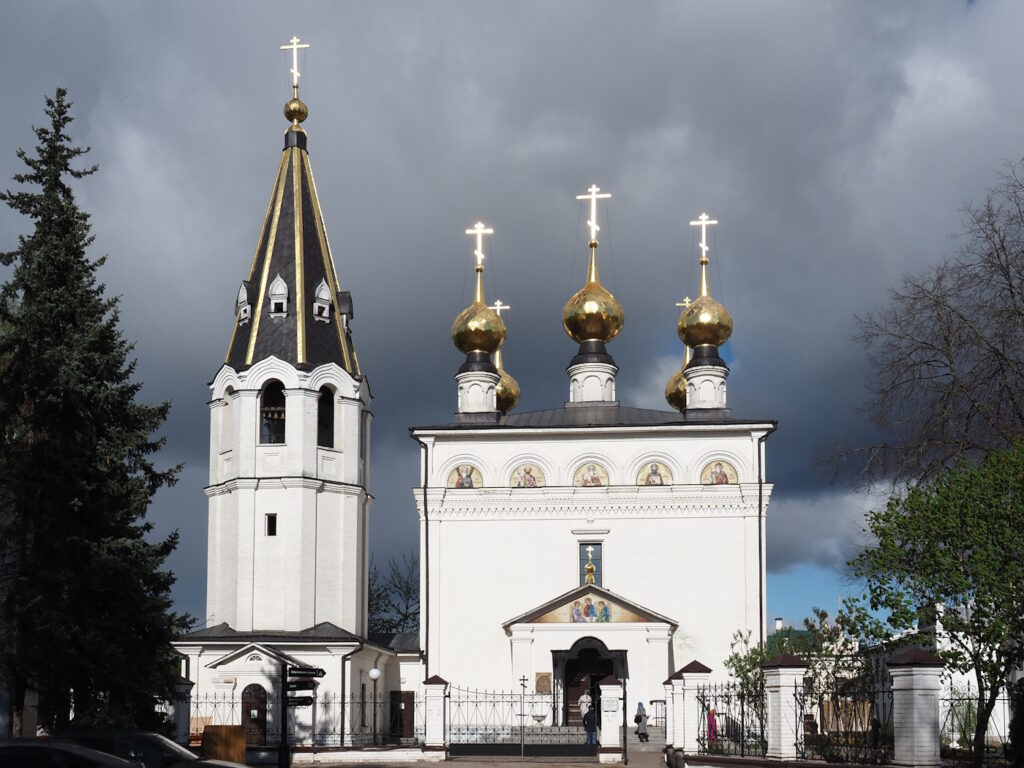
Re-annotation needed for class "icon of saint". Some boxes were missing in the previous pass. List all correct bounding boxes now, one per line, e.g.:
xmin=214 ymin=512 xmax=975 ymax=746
xmin=455 ymin=465 xmax=475 ymax=488
xmin=645 ymin=463 xmax=664 ymax=485
xmin=581 ymin=464 xmax=603 ymax=486
xmin=571 ymin=600 xmax=583 ymax=623
xmin=710 ymin=462 xmax=729 ymax=485
xmin=597 ymin=601 xmax=610 ymax=622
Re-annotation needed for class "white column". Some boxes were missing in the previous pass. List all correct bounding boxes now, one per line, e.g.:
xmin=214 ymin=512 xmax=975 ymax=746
xmin=422 ymin=676 xmax=448 ymax=753
xmin=890 ymin=650 xmax=944 ymax=768
xmin=169 ymin=679 xmax=194 ymax=745
xmin=763 ymin=655 xmax=806 ymax=760
xmin=598 ymin=678 xmax=623 ymax=764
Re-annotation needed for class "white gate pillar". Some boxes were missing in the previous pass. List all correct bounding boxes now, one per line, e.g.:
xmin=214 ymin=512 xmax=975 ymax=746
xmin=422 ymin=675 xmax=448 ymax=753
xmin=679 ymin=661 xmax=711 ymax=754
xmin=889 ymin=648 xmax=944 ymax=768
xmin=763 ymin=653 xmax=807 ymax=760
xmin=663 ymin=680 xmax=675 ymax=748
xmin=598 ymin=676 xmax=623 ymax=764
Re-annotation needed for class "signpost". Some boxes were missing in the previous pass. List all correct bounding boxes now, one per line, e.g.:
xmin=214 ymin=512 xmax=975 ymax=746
xmin=278 ymin=664 xmax=326 ymax=768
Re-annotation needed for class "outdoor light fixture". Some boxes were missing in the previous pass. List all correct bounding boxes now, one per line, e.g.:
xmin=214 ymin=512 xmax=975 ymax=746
xmin=368 ymin=667 xmax=382 ymax=746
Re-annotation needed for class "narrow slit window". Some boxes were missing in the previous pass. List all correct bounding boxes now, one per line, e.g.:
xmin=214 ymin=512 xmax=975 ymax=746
xmin=317 ymin=387 xmax=334 ymax=448
xmin=265 ymin=514 xmax=277 ymax=537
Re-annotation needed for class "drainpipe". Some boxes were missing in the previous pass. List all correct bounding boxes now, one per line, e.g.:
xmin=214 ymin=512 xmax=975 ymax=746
xmin=412 ymin=434 xmax=430 ymax=677
xmin=757 ymin=424 xmax=778 ymax=648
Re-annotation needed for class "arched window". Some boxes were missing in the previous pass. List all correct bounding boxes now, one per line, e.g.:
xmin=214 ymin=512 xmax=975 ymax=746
xmin=220 ymin=387 xmax=235 ymax=453
xmin=317 ymin=386 xmax=334 ymax=448
xmin=260 ymin=381 xmax=286 ymax=444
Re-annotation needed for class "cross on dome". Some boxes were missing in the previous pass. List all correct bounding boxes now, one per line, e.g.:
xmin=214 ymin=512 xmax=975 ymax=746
xmin=689 ymin=212 xmax=718 ymax=264
xmin=465 ymin=222 xmax=494 ymax=268
xmin=280 ymin=36 xmax=310 ymax=89
xmin=675 ymin=296 xmax=692 ymax=309
xmin=489 ymin=299 xmax=510 ymax=317
xmin=576 ymin=184 xmax=611 ymax=243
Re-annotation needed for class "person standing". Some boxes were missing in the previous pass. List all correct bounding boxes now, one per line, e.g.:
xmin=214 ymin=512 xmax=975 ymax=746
xmin=583 ymin=707 xmax=597 ymax=746
xmin=577 ymin=689 xmax=593 ymax=721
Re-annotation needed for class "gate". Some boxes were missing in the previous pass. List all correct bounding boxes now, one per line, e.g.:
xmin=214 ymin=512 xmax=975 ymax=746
xmin=447 ymin=685 xmax=599 ymax=756
xmin=240 ymin=684 xmax=267 ymax=746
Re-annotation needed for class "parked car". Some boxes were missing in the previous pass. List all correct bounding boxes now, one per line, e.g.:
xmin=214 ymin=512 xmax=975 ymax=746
xmin=56 ymin=732 xmax=246 ymax=768
xmin=0 ymin=739 xmax=143 ymax=767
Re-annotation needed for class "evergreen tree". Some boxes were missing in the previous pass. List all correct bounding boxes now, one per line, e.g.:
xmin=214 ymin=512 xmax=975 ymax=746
xmin=0 ymin=89 xmax=190 ymax=735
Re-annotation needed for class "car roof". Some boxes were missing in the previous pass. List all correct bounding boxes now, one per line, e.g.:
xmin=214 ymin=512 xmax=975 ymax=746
xmin=0 ymin=739 xmax=139 ymax=765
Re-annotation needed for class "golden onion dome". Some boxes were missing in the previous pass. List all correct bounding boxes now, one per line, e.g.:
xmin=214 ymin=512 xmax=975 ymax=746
xmin=665 ymin=366 xmax=688 ymax=412
xmin=452 ymin=300 xmax=505 ymax=354
xmin=494 ymin=350 xmax=520 ymax=412
xmin=562 ymin=245 xmax=624 ymax=343
xmin=284 ymin=96 xmax=308 ymax=124
xmin=452 ymin=258 xmax=506 ymax=354
xmin=678 ymin=294 xmax=733 ymax=348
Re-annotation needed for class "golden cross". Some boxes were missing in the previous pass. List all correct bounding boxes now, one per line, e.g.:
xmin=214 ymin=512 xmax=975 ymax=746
xmin=280 ymin=36 xmax=311 ymax=88
xmin=576 ymin=184 xmax=612 ymax=242
xmin=689 ymin=212 xmax=718 ymax=264
xmin=675 ymin=296 xmax=692 ymax=309
xmin=465 ymin=222 xmax=494 ymax=268
xmin=489 ymin=299 xmax=510 ymax=317
xmin=586 ymin=544 xmax=594 ymax=560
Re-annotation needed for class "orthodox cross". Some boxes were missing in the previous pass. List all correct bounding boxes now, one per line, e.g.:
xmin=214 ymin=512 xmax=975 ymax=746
xmin=689 ymin=212 xmax=718 ymax=264
xmin=584 ymin=545 xmax=596 ymax=585
xmin=489 ymin=299 xmax=510 ymax=317
xmin=280 ymin=36 xmax=311 ymax=88
xmin=576 ymin=184 xmax=612 ymax=242
xmin=465 ymin=222 xmax=494 ymax=268
xmin=675 ymin=296 xmax=692 ymax=310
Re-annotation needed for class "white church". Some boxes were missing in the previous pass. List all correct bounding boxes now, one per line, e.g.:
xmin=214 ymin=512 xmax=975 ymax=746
xmin=175 ymin=41 xmax=776 ymax=749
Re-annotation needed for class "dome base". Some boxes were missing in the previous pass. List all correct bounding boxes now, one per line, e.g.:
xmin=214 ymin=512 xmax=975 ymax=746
xmin=685 ymin=363 xmax=729 ymax=410
xmin=456 ymin=367 xmax=500 ymax=414
xmin=567 ymin=360 xmax=618 ymax=404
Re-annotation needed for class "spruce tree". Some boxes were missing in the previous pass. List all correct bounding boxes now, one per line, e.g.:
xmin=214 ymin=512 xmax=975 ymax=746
xmin=0 ymin=89 xmax=190 ymax=735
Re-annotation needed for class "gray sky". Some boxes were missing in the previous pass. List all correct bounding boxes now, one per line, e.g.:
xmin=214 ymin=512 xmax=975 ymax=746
xmin=1 ymin=1 xmax=1021 ymax=628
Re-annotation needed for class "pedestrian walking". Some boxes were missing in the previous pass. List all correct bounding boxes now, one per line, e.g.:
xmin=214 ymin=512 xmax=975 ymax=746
xmin=634 ymin=701 xmax=649 ymax=742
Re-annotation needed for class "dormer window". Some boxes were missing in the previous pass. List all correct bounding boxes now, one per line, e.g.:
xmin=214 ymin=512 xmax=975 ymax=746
xmin=236 ymin=282 xmax=254 ymax=326
xmin=312 ymin=278 xmax=331 ymax=323
xmin=269 ymin=274 xmax=288 ymax=318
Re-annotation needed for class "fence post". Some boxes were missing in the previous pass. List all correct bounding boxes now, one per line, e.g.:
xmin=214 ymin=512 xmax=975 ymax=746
xmin=422 ymin=675 xmax=448 ymax=754
xmin=663 ymin=678 xmax=675 ymax=749
xmin=763 ymin=653 xmax=807 ymax=760
xmin=889 ymin=648 xmax=944 ymax=768
xmin=597 ymin=676 xmax=623 ymax=764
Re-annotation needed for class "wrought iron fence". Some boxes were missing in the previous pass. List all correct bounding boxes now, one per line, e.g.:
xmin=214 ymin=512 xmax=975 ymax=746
xmin=796 ymin=673 xmax=893 ymax=764
xmin=188 ymin=692 xmax=423 ymax=748
xmin=940 ymin=684 xmax=1010 ymax=765
xmin=649 ymin=699 xmax=666 ymax=729
xmin=447 ymin=686 xmax=590 ymax=746
xmin=696 ymin=682 xmax=767 ymax=757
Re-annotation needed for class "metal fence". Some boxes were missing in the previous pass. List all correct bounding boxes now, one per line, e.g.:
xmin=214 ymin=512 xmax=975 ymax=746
xmin=447 ymin=686 xmax=586 ymax=746
xmin=941 ymin=684 xmax=1010 ymax=765
xmin=188 ymin=692 xmax=424 ymax=748
xmin=796 ymin=674 xmax=893 ymax=764
xmin=696 ymin=682 xmax=767 ymax=757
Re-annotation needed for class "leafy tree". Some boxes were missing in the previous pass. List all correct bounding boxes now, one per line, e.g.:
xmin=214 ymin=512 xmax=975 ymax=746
xmin=367 ymin=552 xmax=419 ymax=634
xmin=847 ymin=442 xmax=1024 ymax=768
xmin=0 ymin=89 xmax=189 ymax=734
xmin=840 ymin=160 xmax=1024 ymax=485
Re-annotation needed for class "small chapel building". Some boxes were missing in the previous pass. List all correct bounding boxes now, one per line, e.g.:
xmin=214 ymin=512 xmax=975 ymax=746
xmin=411 ymin=205 xmax=776 ymax=721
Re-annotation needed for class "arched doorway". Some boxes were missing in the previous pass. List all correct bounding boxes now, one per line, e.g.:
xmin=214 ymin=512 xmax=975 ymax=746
xmin=557 ymin=637 xmax=622 ymax=727
xmin=241 ymin=684 xmax=267 ymax=745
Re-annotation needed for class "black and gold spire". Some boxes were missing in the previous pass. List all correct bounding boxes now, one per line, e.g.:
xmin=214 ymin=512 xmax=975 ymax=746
xmin=224 ymin=38 xmax=360 ymax=376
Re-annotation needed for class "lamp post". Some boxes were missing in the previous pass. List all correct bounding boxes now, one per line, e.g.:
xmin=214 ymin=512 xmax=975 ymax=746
xmin=368 ymin=667 xmax=381 ymax=746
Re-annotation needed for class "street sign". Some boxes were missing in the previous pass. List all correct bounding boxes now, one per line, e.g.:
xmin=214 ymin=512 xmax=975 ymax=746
xmin=288 ymin=665 xmax=326 ymax=678
xmin=286 ymin=679 xmax=317 ymax=691
xmin=287 ymin=695 xmax=314 ymax=707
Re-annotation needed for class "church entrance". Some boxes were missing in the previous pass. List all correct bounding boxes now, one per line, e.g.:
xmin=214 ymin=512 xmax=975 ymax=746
xmin=553 ymin=637 xmax=627 ymax=727
xmin=241 ymin=684 xmax=267 ymax=746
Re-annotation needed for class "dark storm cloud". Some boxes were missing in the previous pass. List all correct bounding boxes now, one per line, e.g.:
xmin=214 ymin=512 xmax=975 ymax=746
xmin=2 ymin=1 xmax=1022 ymax=622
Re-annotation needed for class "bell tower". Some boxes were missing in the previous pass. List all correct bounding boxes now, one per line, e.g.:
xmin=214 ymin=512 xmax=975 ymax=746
xmin=205 ymin=39 xmax=371 ymax=635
